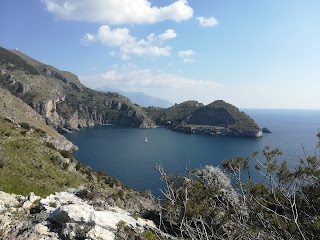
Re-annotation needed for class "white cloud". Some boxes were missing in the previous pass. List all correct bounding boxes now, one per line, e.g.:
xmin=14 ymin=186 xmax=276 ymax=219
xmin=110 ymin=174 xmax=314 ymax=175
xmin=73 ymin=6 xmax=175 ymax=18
xmin=81 ymin=25 xmax=131 ymax=46
xmin=196 ymin=16 xmax=218 ymax=27
xmin=178 ymin=50 xmax=194 ymax=58
xmin=82 ymin=26 xmax=176 ymax=59
xmin=80 ymin=65 xmax=221 ymax=90
xmin=79 ymin=66 xmax=222 ymax=104
xmin=42 ymin=0 xmax=193 ymax=24
xmin=178 ymin=49 xmax=195 ymax=63
xmin=158 ymin=29 xmax=177 ymax=41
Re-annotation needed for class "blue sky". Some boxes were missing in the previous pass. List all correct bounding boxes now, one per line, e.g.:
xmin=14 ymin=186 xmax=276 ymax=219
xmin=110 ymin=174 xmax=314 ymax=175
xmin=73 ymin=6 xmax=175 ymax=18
xmin=1 ymin=0 xmax=320 ymax=109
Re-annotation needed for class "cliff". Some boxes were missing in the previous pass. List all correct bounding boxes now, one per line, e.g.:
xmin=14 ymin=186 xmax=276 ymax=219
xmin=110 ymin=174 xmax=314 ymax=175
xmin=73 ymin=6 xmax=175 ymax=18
xmin=145 ymin=100 xmax=262 ymax=137
xmin=0 ymin=47 xmax=156 ymax=132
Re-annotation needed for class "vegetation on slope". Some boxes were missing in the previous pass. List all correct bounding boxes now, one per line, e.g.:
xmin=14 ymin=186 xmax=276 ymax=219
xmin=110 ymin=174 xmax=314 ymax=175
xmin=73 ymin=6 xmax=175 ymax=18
xmin=144 ymin=100 xmax=204 ymax=125
xmin=0 ymin=47 xmax=39 ymax=75
xmin=186 ymin=100 xmax=260 ymax=132
xmin=158 ymin=135 xmax=320 ymax=239
xmin=0 ymin=117 xmax=86 ymax=196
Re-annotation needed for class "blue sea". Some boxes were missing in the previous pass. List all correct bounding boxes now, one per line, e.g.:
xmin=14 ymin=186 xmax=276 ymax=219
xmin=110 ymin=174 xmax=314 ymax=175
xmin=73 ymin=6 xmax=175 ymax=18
xmin=64 ymin=109 xmax=320 ymax=197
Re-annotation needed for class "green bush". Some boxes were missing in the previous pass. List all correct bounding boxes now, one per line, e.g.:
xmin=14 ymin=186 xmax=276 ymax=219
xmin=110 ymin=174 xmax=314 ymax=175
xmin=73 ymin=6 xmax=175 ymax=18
xmin=45 ymin=142 xmax=56 ymax=150
xmin=59 ymin=150 xmax=72 ymax=159
xmin=75 ymin=162 xmax=82 ymax=171
xmin=35 ymin=128 xmax=46 ymax=137
xmin=63 ymin=162 xmax=70 ymax=170
xmin=20 ymin=130 xmax=28 ymax=135
xmin=142 ymin=230 xmax=158 ymax=240
xmin=19 ymin=122 xmax=30 ymax=130
xmin=0 ymin=146 xmax=4 ymax=168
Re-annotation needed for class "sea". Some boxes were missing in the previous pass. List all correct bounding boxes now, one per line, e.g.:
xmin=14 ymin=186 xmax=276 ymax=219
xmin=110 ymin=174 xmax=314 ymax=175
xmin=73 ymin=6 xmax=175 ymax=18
xmin=63 ymin=109 xmax=320 ymax=197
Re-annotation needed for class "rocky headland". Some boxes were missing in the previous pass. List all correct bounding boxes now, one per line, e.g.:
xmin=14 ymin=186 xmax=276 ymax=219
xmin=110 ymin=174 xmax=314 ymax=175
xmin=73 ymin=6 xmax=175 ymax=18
xmin=145 ymin=100 xmax=263 ymax=138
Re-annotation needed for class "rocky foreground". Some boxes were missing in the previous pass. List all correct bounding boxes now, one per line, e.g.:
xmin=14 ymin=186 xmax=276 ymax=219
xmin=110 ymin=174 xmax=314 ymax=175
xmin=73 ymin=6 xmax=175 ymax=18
xmin=0 ymin=188 xmax=171 ymax=240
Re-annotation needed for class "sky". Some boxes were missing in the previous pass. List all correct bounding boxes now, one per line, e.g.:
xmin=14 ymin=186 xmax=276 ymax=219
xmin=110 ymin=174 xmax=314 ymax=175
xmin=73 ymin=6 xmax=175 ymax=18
xmin=1 ymin=0 xmax=320 ymax=109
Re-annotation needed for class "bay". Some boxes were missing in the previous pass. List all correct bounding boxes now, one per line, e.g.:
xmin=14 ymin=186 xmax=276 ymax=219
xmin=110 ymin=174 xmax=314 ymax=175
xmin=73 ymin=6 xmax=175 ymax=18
xmin=64 ymin=109 xmax=320 ymax=197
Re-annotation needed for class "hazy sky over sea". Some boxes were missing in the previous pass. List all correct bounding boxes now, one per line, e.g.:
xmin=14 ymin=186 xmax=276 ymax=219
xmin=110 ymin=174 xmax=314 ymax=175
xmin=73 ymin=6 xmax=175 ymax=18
xmin=1 ymin=0 xmax=320 ymax=109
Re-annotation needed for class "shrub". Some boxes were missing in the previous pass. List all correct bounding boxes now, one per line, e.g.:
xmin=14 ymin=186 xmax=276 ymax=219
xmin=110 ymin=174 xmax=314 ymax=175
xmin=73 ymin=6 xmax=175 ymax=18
xmin=75 ymin=162 xmax=82 ymax=171
xmin=63 ymin=162 xmax=70 ymax=170
xmin=45 ymin=142 xmax=56 ymax=150
xmin=158 ymin=164 xmax=242 ymax=239
xmin=49 ymin=201 xmax=57 ymax=208
xmin=0 ymin=146 xmax=4 ymax=168
xmin=35 ymin=128 xmax=46 ymax=137
xmin=142 ymin=230 xmax=158 ymax=240
xmin=20 ymin=130 xmax=28 ymax=135
xmin=19 ymin=122 xmax=30 ymax=130
xmin=158 ymin=135 xmax=320 ymax=240
xmin=59 ymin=150 xmax=72 ymax=159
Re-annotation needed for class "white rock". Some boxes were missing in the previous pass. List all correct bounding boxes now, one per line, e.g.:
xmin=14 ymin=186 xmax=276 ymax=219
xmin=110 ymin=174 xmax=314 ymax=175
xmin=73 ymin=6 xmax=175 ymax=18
xmin=27 ymin=192 xmax=41 ymax=203
xmin=41 ymin=191 xmax=83 ymax=210
xmin=0 ymin=191 xmax=19 ymax=209
xmin=16 ymin=223 xmax=59 ymax=240
xmin=87 ymin=225 xmax=115 ymax=240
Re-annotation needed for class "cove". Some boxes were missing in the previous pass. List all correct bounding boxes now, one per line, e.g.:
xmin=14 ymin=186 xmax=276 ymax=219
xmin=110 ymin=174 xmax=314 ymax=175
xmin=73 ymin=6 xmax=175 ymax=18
xmin=64 ymin=109 xmax=320 ymax=197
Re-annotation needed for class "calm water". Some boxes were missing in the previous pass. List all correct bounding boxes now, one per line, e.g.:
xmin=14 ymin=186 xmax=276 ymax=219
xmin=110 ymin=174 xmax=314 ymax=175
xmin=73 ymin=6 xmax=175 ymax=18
xmin=64 ymin=109 xmax=320 ymax=197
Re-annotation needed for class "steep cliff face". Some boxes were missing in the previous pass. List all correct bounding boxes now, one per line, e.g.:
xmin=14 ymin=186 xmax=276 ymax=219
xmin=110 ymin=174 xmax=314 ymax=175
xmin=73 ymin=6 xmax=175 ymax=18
xmin=0 ymin=87 xmax=77 ymax=151
xmin=145 ymin=100 xmax=262 ymax=138
xmin=185 ymin=100 xmax=262 ymax=137
xmin=0 ymin=47 xmax=156 ymax=131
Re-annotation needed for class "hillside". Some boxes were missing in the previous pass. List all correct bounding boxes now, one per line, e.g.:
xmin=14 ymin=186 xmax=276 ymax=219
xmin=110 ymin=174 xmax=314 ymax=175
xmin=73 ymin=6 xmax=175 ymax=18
xmin=0 ymin=47 xmax=156 ymax=131
xmin=0 ymin=87 xmax=162 ymax=239
xmin=145 ymin=100 xmax=262 ymax=137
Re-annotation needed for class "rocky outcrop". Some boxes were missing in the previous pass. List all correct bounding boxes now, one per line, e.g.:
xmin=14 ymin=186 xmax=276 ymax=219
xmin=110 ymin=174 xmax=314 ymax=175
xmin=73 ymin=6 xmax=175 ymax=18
xmin=0 ymin=189 xmax=167 ymax=240
xmin=262 ymin=127 xmax=272 ymax=133
xmin=147 ymin=100 xmax=262 ymax=138
xmin=0 ymin=87 xmax=77 ymax=151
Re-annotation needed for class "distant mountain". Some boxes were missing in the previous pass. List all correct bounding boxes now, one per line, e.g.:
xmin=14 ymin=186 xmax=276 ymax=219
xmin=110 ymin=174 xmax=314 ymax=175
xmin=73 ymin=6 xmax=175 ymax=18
xmin=96 ymin=87 xmax=173 ymax=108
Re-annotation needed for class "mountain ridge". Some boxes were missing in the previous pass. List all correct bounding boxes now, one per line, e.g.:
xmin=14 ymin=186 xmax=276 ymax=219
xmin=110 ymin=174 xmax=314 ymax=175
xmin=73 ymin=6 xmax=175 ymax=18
xmin=0 ymin=47 xmax=156 ymax=131
xmin=0 ymin=47 xmax=261 ymax=137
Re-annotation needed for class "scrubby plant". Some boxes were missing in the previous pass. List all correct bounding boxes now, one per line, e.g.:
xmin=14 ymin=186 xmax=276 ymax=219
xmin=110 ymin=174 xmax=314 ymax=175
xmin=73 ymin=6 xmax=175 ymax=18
xmin=158 ymin=164 xmax=245 ymax=239
xmin=45 ymin=141 xmax=56 ymax=150
xmin=20 ymin=130 xmax=28 ymax=135
xmin=0 ymin=145 xmax=4 ymax=168
xmin=116 ymin=220 xmax=136 ymax=239
xmin=142 ymin=230 xmax=158 ymax=240
xmin=34 ymin=128 xmax=46 ymax=137
xmin=49 ymin=201 xmax=57 ymax=208
xmin=59 ymin=149 xmax=72 ymax=159
xmin=158 ymin=134 xmax=320 ymax=240
xmin=19 ymin=122 xmax=30 ymax=130
xmin=63 ymin=162 xmax=70 ymax=170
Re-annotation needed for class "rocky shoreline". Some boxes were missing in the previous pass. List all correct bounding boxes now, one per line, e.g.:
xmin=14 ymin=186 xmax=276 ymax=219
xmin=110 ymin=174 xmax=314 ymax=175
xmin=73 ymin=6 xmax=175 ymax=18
xmin=168 ymin=123 xmax=263 ymax=138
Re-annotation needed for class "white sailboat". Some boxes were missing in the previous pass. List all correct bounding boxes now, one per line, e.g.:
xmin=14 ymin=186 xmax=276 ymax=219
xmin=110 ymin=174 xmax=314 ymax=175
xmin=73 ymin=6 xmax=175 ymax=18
xmin=144 ymin=137 xmax=148 ymax=143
